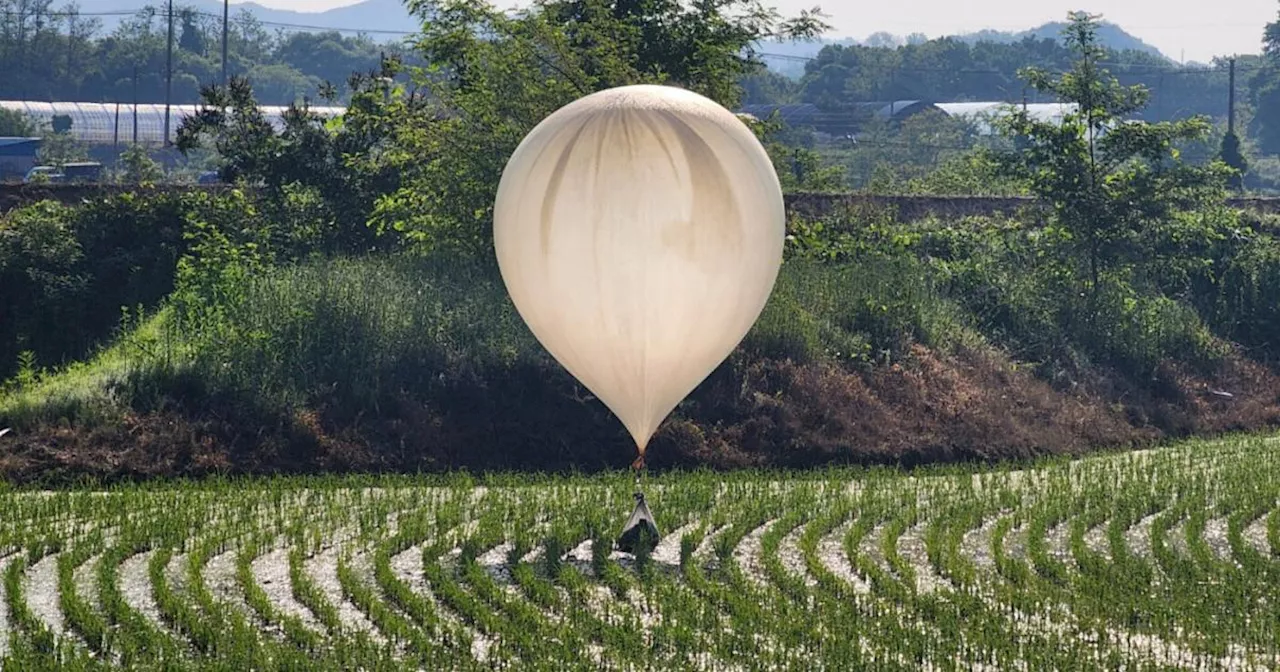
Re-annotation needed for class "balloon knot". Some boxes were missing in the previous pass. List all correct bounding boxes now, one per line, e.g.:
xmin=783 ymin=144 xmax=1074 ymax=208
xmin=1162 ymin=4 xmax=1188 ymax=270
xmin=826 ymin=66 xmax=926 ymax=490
xmin=631 ymin=454 xmax=645 ymax=472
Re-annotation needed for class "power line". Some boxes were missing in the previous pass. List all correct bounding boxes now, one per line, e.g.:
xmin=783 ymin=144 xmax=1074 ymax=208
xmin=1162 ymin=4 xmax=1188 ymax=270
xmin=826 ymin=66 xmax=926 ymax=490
xmin=0 ymin=10 xmax=139 ymax=18
xmin=164 ymin=0 xmax=173 ymax=147
xmin=0 ymin=8 xmax=417 ymax=35
xmin=1 ymin=8 xmax=1270 ymax=59
xmin=221 ymin=0 xmax=229 ymax=86
xmin=758 ymin=51 xmax=1266 ymax=75
xmin=225 ymin=15 xmax=415 ymax=36
xmin=99 ymin=10 xmax=1269 ymax=35
xmin=0 ymin=7 xmax=1267 ymax=82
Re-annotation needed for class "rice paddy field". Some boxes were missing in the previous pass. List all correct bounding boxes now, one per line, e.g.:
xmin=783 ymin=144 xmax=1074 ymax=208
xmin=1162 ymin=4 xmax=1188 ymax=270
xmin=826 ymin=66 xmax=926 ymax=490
xmin=1 ymin=433 xmax=1278 ymax=671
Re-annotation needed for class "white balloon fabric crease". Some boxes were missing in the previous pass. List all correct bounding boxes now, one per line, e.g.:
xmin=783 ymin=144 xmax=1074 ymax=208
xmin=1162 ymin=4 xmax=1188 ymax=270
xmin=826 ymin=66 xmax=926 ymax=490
xmin=493 ymin=84 xmax=785 ymax=458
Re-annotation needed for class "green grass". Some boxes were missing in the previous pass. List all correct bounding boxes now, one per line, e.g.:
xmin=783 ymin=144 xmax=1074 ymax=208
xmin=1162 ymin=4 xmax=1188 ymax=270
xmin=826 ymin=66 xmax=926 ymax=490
xmin=0 ymin=432 xmax=1277 ymax=668
xmin=1 ymin=253 xmax=977 ymax=430
xmin=0 ymin=308 xmax=190 ymax=428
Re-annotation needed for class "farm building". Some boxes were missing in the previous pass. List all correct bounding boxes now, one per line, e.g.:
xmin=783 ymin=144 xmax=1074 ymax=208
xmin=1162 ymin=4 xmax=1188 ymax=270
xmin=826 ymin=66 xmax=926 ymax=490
xmin=0 ymin=98 xmax=1078 ymax=147
xmin=737 ymin=101 xmax=937 ymax=136
xmin=0 ymin=101 xmax=347 ymax=146
xmin=737 ymin=100 xmax=1079 ymax=137
xmin=934 ymin=102 xmax=1079 ymax=135
xmin=0 ymin=137 xmax=40 ymax=180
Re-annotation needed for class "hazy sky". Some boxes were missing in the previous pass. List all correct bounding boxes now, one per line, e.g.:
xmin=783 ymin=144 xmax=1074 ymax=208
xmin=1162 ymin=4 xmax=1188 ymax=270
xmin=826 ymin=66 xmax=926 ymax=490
xmin=236 ymin=0 xmax=1276 ymax=63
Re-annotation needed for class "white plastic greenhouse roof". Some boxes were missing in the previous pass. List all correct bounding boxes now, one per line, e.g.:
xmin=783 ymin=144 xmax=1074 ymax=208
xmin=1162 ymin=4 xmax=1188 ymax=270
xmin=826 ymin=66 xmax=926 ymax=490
xmin=0 ymin=101 xmax=346 ymax=146
xmin=935 ymin=102 xmax=1078 ymax=134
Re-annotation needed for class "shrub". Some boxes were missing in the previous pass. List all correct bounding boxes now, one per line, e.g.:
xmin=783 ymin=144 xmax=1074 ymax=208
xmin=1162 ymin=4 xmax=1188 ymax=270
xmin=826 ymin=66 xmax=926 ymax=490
xmin=1198 ymin=231 xmax=1280 ymax=359
xmin=0 ymin=193 xmax=190 ymax=378
xmin=744 ymin=257 xmax=973 ymax=367
xmin=115 ymin=144 xmax=164 ymax=184
xmin=179 ymin=254 xmax=536 ymax=413
xmin=0 ymin=183 xmax=383 ymax=384
xmin=0 ymin=202 xmax=90 ymax=379
xmin=1085 ymin=279 xmax=1225 ymax=375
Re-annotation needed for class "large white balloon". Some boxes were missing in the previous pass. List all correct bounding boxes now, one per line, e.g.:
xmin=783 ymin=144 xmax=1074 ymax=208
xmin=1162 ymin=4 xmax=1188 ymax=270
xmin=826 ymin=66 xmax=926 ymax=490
xmin=493 ymin=84 xmax=785 ymax=457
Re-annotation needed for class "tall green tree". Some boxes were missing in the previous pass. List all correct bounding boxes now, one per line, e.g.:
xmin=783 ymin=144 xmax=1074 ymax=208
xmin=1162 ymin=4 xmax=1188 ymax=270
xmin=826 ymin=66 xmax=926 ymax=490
xmin=273 ymin=31 xmax=382 ymax=89
xmin=1267 ymin=4 xmax=1280 ymax=60
xmin=36 ymin=127 xmax=88 ymax=166
xmin=178 ymin=8 xmax=206 ymax=55
xmin=180 ymin=0 xmax=828 ymax=258
xmin=1255 ymin=84 xmax=1280 ymax=155
xmin=362 ymin=0 xmax=829 ymax=256
xmin=1254 ymin=6 xmax=1280 ymax=155
xmin=995 ymin=12 xmax=1231 ymax=302
xmin=177 ymin=67 xmax=405 ymax=256
xmin=0 ymin=108 xmax=36 ymax=136
xmin=798 ymin=33 xmax=1212 ymax=116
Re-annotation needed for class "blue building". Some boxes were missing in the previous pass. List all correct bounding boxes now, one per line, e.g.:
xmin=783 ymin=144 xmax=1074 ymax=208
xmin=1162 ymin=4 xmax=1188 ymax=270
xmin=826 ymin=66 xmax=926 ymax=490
xmin=0 ymin=137 xmax=40 ymax=182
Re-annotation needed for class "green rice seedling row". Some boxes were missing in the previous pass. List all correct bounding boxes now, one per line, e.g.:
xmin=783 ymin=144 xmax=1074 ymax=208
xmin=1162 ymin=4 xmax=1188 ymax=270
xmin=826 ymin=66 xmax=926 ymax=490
xmin=0 ymin=434 xmax=1278 ymax=670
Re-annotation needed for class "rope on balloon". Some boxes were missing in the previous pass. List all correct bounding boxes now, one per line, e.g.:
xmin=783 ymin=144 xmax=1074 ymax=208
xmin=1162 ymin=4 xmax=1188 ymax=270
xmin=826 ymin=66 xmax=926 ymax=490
xmin=631 ymin=451 xmax=646 ymax=500
xmin=617 ymin=449 xmax=659 ymax=554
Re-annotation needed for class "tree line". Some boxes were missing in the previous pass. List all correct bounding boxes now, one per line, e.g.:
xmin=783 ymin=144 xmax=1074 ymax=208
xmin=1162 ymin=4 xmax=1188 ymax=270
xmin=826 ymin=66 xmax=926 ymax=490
xmin=2 ymin=0 xmax=1277 ymax=148
xmin=745 ymin=7 xmax=1280 ymax=159
xmin=0 ymin=0 xmax=396 ymax=105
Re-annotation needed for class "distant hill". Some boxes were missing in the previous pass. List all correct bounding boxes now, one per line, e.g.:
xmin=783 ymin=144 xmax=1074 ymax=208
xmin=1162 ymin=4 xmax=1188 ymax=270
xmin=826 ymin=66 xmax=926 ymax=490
xmin=759 ymin=20 xmax=1174 ymax=78
xmin=93 ymin=0 xmax=416 ymax=39
xmin=90 ymin=4 xmax=1173 ymax=69
xmin=956 ymin=21 xmax=1170 ymax=60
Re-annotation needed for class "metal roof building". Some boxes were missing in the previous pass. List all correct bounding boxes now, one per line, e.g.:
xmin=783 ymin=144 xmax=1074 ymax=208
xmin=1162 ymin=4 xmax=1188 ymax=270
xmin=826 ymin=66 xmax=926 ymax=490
xmin=0 ymin=101 xmax=347 ymax=146
xmin=738 ymin=100 xmax=1079 ymax=136
xmin=0 ymin=136 xmax=41 ymax=180
xmin=934 ymin=102 xmax=1079 ymax=135
xmin=0 ymin=136 xmax=40 ymax=154
xmin=738 ymin=101 xmax=937 ymax=135
xmin=2 ymin=99 xmax=1078 ymax=146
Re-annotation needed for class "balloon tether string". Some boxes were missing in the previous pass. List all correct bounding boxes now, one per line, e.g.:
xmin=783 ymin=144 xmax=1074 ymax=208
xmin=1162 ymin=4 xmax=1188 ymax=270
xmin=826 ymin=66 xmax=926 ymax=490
xmin=631 ymin=451 xmax=646 ymax=494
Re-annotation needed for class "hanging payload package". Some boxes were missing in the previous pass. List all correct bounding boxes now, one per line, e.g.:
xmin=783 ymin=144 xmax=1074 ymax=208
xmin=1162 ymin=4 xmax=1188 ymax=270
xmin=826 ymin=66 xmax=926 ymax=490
xmin=616 ymin=491 xmax=660 ymax=555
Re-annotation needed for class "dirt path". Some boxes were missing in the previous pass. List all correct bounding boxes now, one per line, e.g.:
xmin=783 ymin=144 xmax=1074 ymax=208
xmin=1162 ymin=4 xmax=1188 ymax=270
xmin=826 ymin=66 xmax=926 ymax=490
xmin=119 ymin=550 xmax=168 ymax=633
xmin=24 ymin=552 xmax=65 ymax=639
xmin=731 ymin=520 xmax=776 ymax=590
xmin=815 ymin=521 xmax=869 ymax=594
xmin=252 ymin=547 xmax=324 ymax=633
xmin=305 ymin=545 xmax=385 ymax=644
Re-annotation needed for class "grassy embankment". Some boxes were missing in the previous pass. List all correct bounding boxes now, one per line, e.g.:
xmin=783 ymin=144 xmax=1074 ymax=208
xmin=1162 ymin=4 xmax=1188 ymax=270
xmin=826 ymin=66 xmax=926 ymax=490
xmin=3 ymin=203 xmax=1279 ymax=484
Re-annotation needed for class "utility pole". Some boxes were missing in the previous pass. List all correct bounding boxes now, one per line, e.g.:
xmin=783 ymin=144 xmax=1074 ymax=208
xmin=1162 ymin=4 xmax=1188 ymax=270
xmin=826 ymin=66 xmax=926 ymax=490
xmin=164 ymin=0 xmax=174 ymax=147
xmin=222 ymin=0 xmax=229 ymax=86
xmin=1227 ymin=57 xmax=1236 ymax=136
xmin=1156 ymin=73 xmax=1165 ymax=121
xmin=380 ymin=51 xmax=390 ymax=104
xmin=132 ymin=66 xmax=139 ymax=145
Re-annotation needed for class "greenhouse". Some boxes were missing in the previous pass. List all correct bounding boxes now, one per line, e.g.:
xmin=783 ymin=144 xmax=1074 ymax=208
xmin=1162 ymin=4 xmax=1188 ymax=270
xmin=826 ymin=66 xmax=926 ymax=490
xmin=934 ymin=101 xmax=1079 ymax=135
xmin=0 ymin=101 xmax=346 ymax=146
xmin=735 ymin=100 xmax=1081 ymax=138
xmin=737 ymin=101 xmax=933 ymax=135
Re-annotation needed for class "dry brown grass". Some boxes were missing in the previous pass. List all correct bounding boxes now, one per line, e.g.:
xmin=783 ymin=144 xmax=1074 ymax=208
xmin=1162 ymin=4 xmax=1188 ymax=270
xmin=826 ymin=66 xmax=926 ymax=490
xmin=3 ymin=344 xmax=1278 ymax=485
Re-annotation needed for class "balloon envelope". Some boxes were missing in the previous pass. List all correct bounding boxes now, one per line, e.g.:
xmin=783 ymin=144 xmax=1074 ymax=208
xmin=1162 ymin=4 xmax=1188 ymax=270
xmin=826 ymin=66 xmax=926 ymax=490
xmin=493 ymin=84 xmax=784 ymax=455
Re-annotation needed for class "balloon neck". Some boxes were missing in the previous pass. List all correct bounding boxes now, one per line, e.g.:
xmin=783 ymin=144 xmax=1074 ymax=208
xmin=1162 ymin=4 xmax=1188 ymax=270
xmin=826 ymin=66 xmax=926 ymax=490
xmin=630 ymin=452 xmax=646 ymax=492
